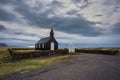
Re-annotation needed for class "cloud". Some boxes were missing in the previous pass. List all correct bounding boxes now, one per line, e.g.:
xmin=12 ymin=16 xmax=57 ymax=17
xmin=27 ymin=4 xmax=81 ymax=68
xmin=95 ymin=14 xmax=103 ymax=17
xmin=0 ymin=7 xmax=16 ymax=21
xmin=0 ymin=24 xmax=6 ymax=31
xmin=0 ymin=0 xmax=27 ymax=24
xmin=0 ymin=0 xmax=120 ymax=47
xmin=14 ymin=32 xmax=38 ymax=37
xmin=79 ymin=0 xmax=120 ymax=30
xmin=8 ymin=0 xmax=101 ymax=36
xmin=0 ymin=38 xmax=35 ymax=47
xmin=0 ymin=0 xmax=13 ymax=4
xmin=112 ymin=22 xmax=120 ymax=34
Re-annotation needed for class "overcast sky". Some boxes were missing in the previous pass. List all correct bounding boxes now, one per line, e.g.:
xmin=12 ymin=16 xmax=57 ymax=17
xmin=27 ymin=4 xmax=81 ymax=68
xmin=0 ymin=0 xmax=120 ymax=48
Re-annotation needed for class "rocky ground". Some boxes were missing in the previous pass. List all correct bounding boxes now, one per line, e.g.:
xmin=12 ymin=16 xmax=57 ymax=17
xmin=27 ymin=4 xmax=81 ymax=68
xmin=1 ymin=53 xmax=120 ymax=80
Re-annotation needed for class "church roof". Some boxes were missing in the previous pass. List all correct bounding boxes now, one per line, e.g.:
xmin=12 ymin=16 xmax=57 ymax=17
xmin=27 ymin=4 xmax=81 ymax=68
xmin=36 ymin=37 xmax=50 ymax=44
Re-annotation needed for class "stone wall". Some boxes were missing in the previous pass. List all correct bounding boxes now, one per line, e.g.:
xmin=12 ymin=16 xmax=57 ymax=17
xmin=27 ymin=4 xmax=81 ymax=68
xmin=8 ymin=49 xmax=68 ymax=60
xmin=75 ymin=48 xmax=119 ymax=55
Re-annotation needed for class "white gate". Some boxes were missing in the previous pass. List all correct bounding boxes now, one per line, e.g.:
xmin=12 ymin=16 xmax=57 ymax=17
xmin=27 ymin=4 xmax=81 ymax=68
xmin=51 ymin=42 xmax=54 ymax=50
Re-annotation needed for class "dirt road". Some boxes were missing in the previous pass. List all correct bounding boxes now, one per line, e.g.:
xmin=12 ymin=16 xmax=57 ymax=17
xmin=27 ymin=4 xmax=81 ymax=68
xmin=2 ymin=53 xmax=120 ymax=80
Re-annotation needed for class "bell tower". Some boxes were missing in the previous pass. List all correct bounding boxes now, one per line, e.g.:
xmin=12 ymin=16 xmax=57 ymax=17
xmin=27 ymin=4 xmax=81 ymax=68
xmin=50 ymin=28 xmax=54 ymax=38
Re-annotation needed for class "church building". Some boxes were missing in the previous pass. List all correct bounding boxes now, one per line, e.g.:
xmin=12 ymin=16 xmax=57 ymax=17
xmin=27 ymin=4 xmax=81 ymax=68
xmin=35 ymin=28 xmax=58 ymax=50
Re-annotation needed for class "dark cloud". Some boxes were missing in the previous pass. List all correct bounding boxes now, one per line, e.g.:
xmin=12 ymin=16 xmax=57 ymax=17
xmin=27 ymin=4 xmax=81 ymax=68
xmin=0 ymin=38 xmax=34 ymax=42
xmin=102 ymin=0 xmax=120 ymax=13
xmin=0 ymin=38 xmax=35 ymax=47
xmin=71 ymin=0 xmax=89 ymax=4
xmin=0 ymin=0 xmax=13 ymax=4
xmin=0 ymin=8 xmax=16 ymax=21
xmin=0 ymin=0 xmax=120 ymax=47
xmin=112 ymin=23 xmax=120 ymax=34
xmin=0 ymin=24 xmax=6 ymax=31
xmin=10 ymin=0 xmax=101 ymax=37
xmin=0 ymin=0 xmax=26 ymax=23
xmin=14 ymin=32 xmax=38 ymax=36
xmin=94 ymin=22 xmax=103 ymax=25
xmin=0 ymin=0 xmax=20 ymax=5
xmin=113 ymin=6 xmax=120 ymax=12
xmin=67 ymin=10 xmax=78 ymax=15
xmin=53 ymin=17 xmax=102 ymax=36
xmin=102 ymin=0 xmax=120 ymax=5
xmin=16 ymin=7 xmax=101 ymax=36
xmin=71 ymin=0 xmax=89 ymax=9
xmin=0 ymin=0 xmax=118 ymax=37
xmin=0 ymin=0 xmax=101 ymax=36
xmin=50 ymin=0 xmax=64 ymax=8
xmin=95 ymin=14 xmax=103 ymax=17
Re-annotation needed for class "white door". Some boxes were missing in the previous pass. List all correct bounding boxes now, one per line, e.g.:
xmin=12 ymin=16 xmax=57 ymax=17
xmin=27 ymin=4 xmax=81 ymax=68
xmin=51 ymin=42 xmax=54 ymax=50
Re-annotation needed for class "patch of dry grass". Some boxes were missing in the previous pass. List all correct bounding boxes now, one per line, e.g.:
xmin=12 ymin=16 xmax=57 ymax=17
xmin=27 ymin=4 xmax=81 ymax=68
xmin=0 ymin=48 xmax=72 ymax=77
xmin=14 ymin=50 xmax=35 ymax=52
xmin=0 ymin=54 xmax=72 ymax=77
xmin=0 ymin=48 xmax=11 ymax=62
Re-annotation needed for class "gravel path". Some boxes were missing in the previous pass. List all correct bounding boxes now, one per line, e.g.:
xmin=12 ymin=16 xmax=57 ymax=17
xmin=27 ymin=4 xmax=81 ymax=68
xmin=1 ymin=53 xmax=120 ymax=80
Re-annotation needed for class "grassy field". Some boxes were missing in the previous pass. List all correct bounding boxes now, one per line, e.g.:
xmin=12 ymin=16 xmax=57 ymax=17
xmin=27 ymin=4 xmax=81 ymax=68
xmin=0 ymin=48 xmax=72 ymax=77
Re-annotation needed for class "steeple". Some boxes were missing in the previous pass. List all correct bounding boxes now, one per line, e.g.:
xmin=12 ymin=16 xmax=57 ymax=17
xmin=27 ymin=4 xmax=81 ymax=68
xmin=50 ymin=28 xmax=54 ymax=38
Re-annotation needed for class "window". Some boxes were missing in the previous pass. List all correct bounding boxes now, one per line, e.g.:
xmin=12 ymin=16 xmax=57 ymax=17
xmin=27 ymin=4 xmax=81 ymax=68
xmin=42 ymin=44 xmax=44 ymax=48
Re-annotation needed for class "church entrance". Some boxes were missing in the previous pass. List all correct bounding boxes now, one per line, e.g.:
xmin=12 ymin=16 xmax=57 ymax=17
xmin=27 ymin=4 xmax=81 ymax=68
xmin=50 ymin=42 xmax=54 ymax=50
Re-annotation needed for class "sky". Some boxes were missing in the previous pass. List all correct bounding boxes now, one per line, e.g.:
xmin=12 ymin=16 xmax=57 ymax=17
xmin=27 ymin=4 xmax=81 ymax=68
xmin=0 ymin=0 xmax=120 ymax=48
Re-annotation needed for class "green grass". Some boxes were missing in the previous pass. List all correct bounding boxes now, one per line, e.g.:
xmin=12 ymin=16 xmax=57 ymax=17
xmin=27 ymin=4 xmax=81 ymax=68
xmin=0 ymin=48 xmax=72 ymax=77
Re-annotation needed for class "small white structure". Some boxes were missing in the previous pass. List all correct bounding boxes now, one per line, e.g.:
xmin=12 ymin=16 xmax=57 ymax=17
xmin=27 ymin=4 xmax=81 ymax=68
xmin=69 ymin=43 xmax=75 ymax=53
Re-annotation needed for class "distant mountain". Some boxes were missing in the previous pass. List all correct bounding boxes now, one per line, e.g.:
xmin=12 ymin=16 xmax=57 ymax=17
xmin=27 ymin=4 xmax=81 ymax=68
xmin=0 ymin=43 xmax=8 ymax=47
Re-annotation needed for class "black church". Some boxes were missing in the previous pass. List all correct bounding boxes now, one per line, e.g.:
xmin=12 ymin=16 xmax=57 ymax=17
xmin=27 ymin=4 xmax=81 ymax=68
xmin=35 ymin=29 xmax=58 ymax=50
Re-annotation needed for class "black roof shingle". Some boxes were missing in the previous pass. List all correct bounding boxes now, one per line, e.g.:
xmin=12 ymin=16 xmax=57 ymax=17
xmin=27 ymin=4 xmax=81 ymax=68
xmin=36 ymin=37 xmax=50 ymax=44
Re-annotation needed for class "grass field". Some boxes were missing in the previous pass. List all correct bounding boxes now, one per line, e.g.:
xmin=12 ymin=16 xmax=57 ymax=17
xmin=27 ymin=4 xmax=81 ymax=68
xmin=0 ymin=48 xmax=72 ymax=77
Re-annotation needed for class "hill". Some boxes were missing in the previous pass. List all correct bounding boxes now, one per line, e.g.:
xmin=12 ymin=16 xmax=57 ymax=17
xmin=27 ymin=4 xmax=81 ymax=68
xmin=0 ymin=43 xmax=8 ymax=47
